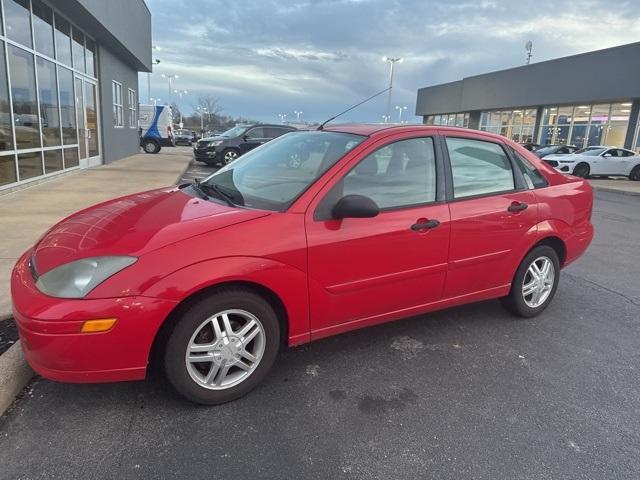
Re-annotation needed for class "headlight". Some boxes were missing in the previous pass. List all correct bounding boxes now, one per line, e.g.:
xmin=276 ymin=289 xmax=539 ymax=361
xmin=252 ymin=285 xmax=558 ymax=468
xmin=209 ymin=140 xmax=223 ymax=147
xmin=35 ymin=256 xmax=137 ymax=298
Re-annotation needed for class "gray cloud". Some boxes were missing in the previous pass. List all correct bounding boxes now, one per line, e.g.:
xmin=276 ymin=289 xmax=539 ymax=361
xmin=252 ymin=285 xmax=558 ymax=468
xmin=143 ymin=0 xmax=640 ymax=123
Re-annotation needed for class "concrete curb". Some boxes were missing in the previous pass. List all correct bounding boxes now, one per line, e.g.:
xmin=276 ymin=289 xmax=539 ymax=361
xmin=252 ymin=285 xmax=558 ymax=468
xmin=0 ymin=340 xmax=34 ymax=416
xmin=593 ymin=186 xmax=640 ymax=197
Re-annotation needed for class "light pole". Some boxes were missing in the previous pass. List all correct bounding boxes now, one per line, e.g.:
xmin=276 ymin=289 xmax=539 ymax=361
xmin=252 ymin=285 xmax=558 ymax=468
xmin=197 ymin=106 xmax=208 ymax=136
xmin=162 ymin=73 xmax=179 ymax=95
xmin=395 ymin=105 xmax=407 ymax=123
xmin=174 ymin=89 xmax=188 ymax=126
xmin=382 ymin=56 xmax=403 ymax=123
xmin=381 ymin=114 xmax=390 ymax=123
xmin=150 ymin=97 xmax=161 ymax=107
xmin=147 ymin=45 xmax=161 ymax=104
xmin=278 ymin=113 xmax=287 ymax=123
xmin=294 ymin=110 xmax=303 ymax=122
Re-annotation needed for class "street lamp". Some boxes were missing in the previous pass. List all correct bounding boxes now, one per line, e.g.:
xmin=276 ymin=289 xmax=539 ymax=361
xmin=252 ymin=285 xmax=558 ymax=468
xmin=147 ymin=58 xmax=160 ymax=104
xmin=382 ymin=56 xmax=403 ymax=123
xmin=278 ymin=113 xmax=287 ymax=123
xmin=294 ymin=110 xmax=303 ymax=122
xmin=395 ymin=105 xmax=407 ymax=123
xmin=150 ymin=97 xmax=161 ymax=106
xmin=197 ymin=106 xmax=208 ymax=136
xmin=162 ymin=73 xmax=179 ymax=95
xmin=174 ymin=90 xmax=188 ymax=126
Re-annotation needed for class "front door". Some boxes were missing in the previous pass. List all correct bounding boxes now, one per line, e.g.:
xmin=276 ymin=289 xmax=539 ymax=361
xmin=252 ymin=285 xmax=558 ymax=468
xmin=306 ymin=136 xmax=450 ymax=336
xmin=239 ymin=127 xmax=267 ymax=154
xmin=74 ymin=76 xmax=100 ymax=168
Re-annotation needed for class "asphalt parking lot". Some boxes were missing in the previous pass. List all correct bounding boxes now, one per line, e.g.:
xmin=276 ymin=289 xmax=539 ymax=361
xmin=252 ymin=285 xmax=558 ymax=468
xmin=0 ymin=187 xmax=638 ymax=480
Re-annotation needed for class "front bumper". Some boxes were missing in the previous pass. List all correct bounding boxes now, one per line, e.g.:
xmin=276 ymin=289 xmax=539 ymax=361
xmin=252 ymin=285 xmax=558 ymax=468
xmin=193 ymin=146 xmax=222 ymax=163
xmin=11 ymin=250 xmax=178 ymax=383
xmin=552 ymin=162 xmax=576 ymax=173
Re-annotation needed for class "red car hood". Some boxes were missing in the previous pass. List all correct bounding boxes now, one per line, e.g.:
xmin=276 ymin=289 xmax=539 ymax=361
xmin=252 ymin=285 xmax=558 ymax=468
xmin=32 ymin=187 xmax=270 ymax=274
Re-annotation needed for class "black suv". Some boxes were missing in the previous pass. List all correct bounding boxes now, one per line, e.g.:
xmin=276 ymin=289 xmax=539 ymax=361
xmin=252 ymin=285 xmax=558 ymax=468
xmin=194 ymin=124 xmax=297 ymax=166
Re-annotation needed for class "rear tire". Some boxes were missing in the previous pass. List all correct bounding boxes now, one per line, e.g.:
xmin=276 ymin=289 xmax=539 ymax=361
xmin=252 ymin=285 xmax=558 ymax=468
xmin=572 ymin=162 xmax=590 ymax=178
xmin=142 ymin=139 xmax=160 ymax=154
xmin=164 ymin=289 xmax=280 ymax=405
xmin=630 ymin=165 xmax=640 ymax=181
xmin=500 ymin=245 xmax=560 ymax=318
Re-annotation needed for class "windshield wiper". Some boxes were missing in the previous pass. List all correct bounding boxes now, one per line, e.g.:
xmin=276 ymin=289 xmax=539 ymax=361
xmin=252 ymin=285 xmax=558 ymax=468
xmin=200 ymin=182 xmax=236 ymax=207
xmin=191 ymin=179 xmax=210 ymax=200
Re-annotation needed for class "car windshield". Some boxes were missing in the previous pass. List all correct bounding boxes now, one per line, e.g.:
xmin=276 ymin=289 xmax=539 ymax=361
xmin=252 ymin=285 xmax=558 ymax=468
xmin=218 ymin=125 xmax=248 ymax=138
xmin=535 ymin=146 xmax=556 ymax=155
xmin=575 ymin=147 xmax=606 ymax=156
xmin=201 ymin=131 xmax=365 ymax=211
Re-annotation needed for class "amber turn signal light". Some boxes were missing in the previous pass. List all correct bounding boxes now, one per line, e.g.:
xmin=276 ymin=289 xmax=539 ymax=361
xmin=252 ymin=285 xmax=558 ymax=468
xmin=80 ymin=318 xmax=117 ymax=333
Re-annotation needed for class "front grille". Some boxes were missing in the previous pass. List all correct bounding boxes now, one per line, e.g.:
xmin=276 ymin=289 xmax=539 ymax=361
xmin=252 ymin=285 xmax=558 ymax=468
xmin=544 ymin=160 xmax=558 ymax=167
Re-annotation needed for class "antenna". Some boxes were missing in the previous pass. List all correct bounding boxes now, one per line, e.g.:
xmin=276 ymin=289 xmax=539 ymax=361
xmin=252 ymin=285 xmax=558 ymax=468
xmin=317 ymin=87 xmax=391 ymax=130
xmin=525 ymin=40 xmax=533 ymax=65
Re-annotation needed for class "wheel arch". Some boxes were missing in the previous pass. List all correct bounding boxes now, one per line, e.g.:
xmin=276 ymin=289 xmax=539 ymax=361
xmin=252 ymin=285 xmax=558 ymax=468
xmin=148 ymin=280 xmax=290 ymax=374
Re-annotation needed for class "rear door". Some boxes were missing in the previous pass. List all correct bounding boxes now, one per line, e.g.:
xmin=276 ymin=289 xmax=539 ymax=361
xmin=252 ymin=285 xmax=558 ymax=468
xmin=442 ymin=133 xmax=539 ymax=298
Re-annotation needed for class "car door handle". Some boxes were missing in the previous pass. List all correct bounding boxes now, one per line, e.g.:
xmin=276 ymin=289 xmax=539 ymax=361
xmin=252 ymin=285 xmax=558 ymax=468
xmin=411 ymin=219 xmax=440 ymax=231
xmin=507 ymin=201 xmax=528 ymax=213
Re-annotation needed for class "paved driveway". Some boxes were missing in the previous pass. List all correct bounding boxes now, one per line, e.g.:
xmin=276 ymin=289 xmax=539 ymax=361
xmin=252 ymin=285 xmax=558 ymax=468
xmin=1 ymin=190 xmax=638 ymax=480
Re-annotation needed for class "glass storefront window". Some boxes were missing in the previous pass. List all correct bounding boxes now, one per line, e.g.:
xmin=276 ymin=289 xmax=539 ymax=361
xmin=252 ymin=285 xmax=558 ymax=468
xmin=557 ymin=106 xmax=574 ymax=125
xmin=44 ymin=148 xmax=62 ymax=173
xmin=63 ymin=146 xmax=78 ymax=167
xmin=36 ymin=57 xmax=61 ymax=146
xmin=8 ymin=45 xmax=40 ymax=150
xmin=0 ymin=154 xmax=16 ymax=186
xmin=54 ymin=15 xmax=72 ymax=66
xmin=72 ymin=27 xmax=85 ymax=73
xmin=4 ymin=0 xmax=32 ymax=48
xmin=58 ymin=66 xmax=77 ymax=145
xmin=32 ymin=0 xmax=55 ymax=58
xmin=17 ymin=151 xmax=42 ymax=180
xmin=0 ymin=43 xmax=14 ymax=152
xmin=85 ymin=37 xmax=96 ymax=77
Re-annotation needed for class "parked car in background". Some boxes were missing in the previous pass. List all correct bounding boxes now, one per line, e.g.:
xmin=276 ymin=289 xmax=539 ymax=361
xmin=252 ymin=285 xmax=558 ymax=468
xmin=544 ymin=146 xmax=640 ymax=180
xmin=194 ymin=124 xmax=296 ymax=165
xmin=12 ymin=125 xmax=594 ymax=405
xmin=534 ymin=144 xmax=579 ymax=160
xmin=520 ymin=142 xmax=540 ymax=151
xmin=139 ymin=105 xmax=174 ymax=154
xmin=174 ymin=129 xmax=194 ymax=146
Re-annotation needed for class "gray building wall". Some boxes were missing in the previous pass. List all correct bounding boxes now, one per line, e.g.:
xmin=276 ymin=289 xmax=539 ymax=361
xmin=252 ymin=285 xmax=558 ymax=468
xmin=98 ymin=45 xmax=140 ymax=164
xmin=416 ymin=41 xmax=640 ymax=116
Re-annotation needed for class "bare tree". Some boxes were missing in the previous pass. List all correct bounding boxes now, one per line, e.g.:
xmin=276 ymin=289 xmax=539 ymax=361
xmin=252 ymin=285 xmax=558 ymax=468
xmin=196 ymin=95 xmax=223 ymax=120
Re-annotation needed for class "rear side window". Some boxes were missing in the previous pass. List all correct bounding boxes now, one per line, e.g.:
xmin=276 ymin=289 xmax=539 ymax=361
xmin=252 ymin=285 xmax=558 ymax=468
xmin=510 ymin=148 xmax=548 ymax=189
xmin=245 ymin=127 xmax=265 ymax=139
xmin=265 ymin=127 xmax=290 ymax=138
xmin=446 ymin=137 xmax=515 ymax=199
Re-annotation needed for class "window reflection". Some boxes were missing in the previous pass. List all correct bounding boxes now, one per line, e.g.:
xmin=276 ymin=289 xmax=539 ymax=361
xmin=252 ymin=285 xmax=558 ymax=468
xmin=63 ymin=146 xmax=79 ymax=167
xmin=4 ymin=0 xmax=32 ymax=48
xmin=72 ymin=28 xmax=85 ymax=73
xmin=8 ymin=45 xmax=41 ymax=149
xmin=44 ymin=149 xmax=63 ymax=173
xmin=17 ymin=151 xmax=42 ymax=180
xmin=58 ymin=67 xmax=77 ymax=145
xmin=0 ymin=155 xmax=16 ymax=186
xmin=85 ymin=37 xmax=96 ymax=77
xmin=37 ymin=57 xmax=61 ymax=146
xmin=32 ymin=0 xmax=55 ymax=58
xmin=0 ymin=43 xmax=14 ymax=152
xmin=54 ymin=15 xmax=72 ymax=66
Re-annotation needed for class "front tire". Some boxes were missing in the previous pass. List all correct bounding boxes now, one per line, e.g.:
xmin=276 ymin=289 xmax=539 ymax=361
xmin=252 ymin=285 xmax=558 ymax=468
xmin=164 ymin=289 xmax=280 ymax=405
xmin=500 ymin=245 xmax=560 ymax=318
xmin=572 ymin=162 xmax=590 ymax=178
xmin=222 ymin=148 xmax=240 ymax=165
xmin=629 ymin=165 xmax=640 ymax=181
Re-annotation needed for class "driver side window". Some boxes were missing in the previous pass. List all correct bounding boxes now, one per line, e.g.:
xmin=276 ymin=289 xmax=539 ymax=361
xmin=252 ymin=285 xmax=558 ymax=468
xmin=317 ymin=137 xmax=437 ymax=219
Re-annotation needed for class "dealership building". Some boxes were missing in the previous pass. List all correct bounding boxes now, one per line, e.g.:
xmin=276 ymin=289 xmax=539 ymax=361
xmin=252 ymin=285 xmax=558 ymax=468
xmin=0 ymin=0 xmax=151 ymax=192
xmin=416 ymin=41 xmax=640 ymax=152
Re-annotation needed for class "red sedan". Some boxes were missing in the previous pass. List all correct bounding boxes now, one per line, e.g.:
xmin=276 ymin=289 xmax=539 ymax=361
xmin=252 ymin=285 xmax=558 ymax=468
xmin=11 ymin=125 xmax=593 ymax=404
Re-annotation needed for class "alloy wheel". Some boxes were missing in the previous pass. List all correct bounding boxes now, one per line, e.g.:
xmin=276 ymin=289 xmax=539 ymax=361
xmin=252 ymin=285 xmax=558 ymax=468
xmin=185 ymin=309 xmax=265 ymax=390
xmin=522 ymin=256 xmax=555 ymax=308
xmin=224 ymin=150 xmax=238 ymax=164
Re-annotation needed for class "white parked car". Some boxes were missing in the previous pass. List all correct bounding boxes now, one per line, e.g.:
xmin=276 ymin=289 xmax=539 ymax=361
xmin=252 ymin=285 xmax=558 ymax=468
xmin=543 ymin=146 xmax=640 ymax=180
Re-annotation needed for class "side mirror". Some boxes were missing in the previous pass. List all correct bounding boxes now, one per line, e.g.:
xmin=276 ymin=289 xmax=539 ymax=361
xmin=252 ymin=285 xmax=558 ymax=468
xmin=332 ymin=195 xmax=379 ymax=220
xmin=242 ymin=135 xmax=249 ymax=141
xmin=602 ymin=153 xmax=612 ymax=157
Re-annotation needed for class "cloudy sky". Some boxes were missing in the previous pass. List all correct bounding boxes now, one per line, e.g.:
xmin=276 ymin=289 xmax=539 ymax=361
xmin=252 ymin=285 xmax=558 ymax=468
xmin=143 ymin=0 xmax=640 ymax=124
